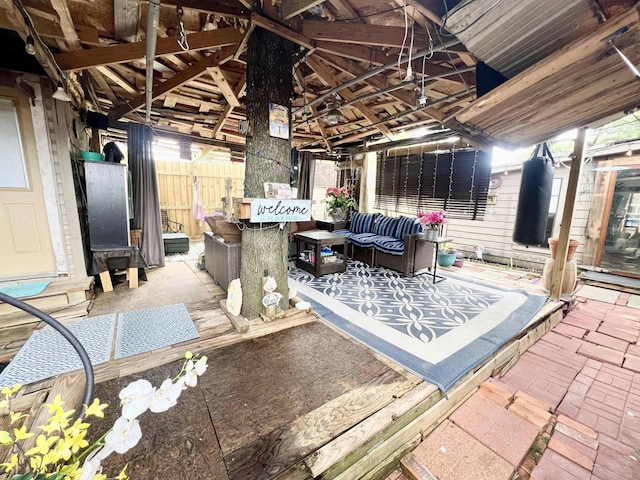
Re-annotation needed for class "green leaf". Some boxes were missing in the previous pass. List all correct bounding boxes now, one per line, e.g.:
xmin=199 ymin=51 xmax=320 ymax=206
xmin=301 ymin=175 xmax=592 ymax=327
xmin=10 ymin=473 xmax=35 ymax=480
xmin=0 ymin=430 xmax=14 ymax=445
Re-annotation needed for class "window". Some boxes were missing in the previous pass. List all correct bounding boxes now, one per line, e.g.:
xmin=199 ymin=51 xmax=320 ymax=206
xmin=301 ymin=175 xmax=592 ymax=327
xmin=0 ymin=98 xmax=29 ymax=188
xmin=375 ymin=149 xmax=492 ymax=220
xmin=538 ymin=178 xmax=563 ymax=247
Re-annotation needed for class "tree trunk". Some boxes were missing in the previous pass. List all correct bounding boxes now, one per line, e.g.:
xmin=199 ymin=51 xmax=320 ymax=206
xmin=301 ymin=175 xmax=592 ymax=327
xmin=240 ymin=27 xmax=296 ymax=319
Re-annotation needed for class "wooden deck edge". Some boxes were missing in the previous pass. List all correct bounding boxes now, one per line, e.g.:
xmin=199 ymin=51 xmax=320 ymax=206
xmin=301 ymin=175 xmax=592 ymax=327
xmin=94 ymin=309 xmax=317 ymax=382
xmin=279 ymin=300 xmax=564 ymax=480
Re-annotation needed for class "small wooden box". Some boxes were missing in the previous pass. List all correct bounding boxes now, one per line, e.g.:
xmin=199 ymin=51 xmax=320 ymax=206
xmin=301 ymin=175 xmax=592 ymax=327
xmin=233 ymin=197 xmax=253 ymax=219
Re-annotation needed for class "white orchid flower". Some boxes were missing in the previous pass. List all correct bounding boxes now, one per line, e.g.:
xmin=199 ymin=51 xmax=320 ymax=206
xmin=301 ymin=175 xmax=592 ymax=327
xmin=78 ymin=445 xmax=113 ymax=480
xmin=104 ymin=416 xmax=142 ymax=454
xmin=149 ymin=377 xmax=186 ymax=413
xmin=119 ymin=379 xmax=155 ymax=419
xmin=184 ymin=357 xmax=208 ymax=387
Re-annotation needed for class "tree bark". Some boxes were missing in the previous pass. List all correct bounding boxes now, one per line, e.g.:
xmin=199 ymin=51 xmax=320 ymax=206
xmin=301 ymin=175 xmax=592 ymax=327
xmin=240 ymin=27 xmax=296 ymax=319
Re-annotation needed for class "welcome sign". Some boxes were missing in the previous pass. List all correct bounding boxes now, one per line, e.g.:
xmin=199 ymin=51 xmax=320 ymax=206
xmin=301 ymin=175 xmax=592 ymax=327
xmin=250 ymin=199 xmax=311 ymax=223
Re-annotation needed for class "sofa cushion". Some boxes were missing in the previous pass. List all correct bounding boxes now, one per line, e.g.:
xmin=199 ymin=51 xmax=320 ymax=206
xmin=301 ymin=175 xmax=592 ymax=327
xmin=333 ymin=228 xmax=352 ymax=240
xmin=349 ymin=212 xmax=379 ymax=234
xmin=394 ymin=216 xmax=421 ymax=240
xmin=373 ymin=236 xmax=405 ymax=255
xmin=373 ymin=216 xmax=400 ymax=237
xmin=349 ymin=232 xmax=380 ymax=248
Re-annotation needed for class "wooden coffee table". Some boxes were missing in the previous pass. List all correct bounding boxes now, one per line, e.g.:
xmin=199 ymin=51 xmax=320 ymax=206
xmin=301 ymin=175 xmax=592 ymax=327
xmin=295 ymin=231 xmax=347 ymax=277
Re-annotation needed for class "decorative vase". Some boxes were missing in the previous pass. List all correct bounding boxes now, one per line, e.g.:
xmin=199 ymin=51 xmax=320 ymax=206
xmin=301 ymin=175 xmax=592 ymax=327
xmin=437 ymin=251 xmax=457 ymax=267
xmin=330 ymin=208 xmax=346 ymax=222
xmin=548 ymin=238 xmax=580 ymax=260
xmin=422 ymin=228 xmax=438 ymax=241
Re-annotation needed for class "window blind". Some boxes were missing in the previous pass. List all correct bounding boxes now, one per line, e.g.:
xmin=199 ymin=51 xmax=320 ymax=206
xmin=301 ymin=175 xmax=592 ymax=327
xmin=375 ymin=149 xmax=491 ymax=220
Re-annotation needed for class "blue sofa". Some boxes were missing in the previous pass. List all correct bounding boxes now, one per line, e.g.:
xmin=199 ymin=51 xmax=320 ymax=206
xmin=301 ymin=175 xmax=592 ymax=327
xmin=334 ymin=212 xmax=435 ymax=276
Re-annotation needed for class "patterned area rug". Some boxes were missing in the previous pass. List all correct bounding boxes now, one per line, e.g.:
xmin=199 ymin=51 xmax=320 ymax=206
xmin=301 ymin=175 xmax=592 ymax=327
xmin=289 ymin=261 xmax=547 ymax=393
xmin=0 ymin=314 xmax=115 ymax=388
xmin=114 ymin=303 xmax=199 ymax=359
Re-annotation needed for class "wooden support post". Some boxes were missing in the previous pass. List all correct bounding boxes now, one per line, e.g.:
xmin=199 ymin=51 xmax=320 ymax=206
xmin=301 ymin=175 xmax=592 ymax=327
xmin=127 ymin=267 xmax=138 ymax=288
xmin=99 ymin=271 xmax=113 ymax=292
xmin=549 ymin=128 xmax=586 ymax=300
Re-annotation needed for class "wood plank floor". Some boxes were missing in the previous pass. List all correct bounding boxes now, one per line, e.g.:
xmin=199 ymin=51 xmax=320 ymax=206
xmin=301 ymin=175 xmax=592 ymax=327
xmin=1 ymin=257 xmax=566 ymax=479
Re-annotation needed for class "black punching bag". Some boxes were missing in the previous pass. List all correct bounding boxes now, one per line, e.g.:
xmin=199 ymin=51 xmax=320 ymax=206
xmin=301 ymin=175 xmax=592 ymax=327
xmin=513 ymin=143 xmax=555 ymax=245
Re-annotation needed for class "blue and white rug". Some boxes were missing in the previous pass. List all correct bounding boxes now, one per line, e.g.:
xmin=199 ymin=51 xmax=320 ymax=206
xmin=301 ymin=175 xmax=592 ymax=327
xmin=0 ymin=314 xmax=115 ymax=389
xmin=115 ymin=303 xmax=199 ymax=359
xmin=289 ymin=261 xmax=547 ymax=393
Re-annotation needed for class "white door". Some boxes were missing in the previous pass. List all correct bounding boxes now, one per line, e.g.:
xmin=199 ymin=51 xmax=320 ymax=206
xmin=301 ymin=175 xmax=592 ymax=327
xmin=0 ymin=88 xmax=56 ymax=279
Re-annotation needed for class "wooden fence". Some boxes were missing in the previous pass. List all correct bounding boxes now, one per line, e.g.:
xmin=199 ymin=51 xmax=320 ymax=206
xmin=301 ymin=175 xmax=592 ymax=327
xmin=156 ymin=159 xmax=245 ymax=238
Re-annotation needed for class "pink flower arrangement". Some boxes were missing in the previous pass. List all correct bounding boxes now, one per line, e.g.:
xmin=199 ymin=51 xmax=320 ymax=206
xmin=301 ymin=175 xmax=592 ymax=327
xmin=324 ymin=186 xmax=358 ymax=214
xmin=417 ymin=210 xmax=447 ymax=230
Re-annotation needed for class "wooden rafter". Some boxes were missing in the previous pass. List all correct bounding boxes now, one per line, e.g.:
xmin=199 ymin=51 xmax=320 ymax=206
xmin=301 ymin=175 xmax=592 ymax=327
xmin=96 ymin=66 xmax=138 ymax=94
xmin=0 ymin=11 xmax=100 ymax=45
xmin=137 ymin=0 xmax=248 ymax=18
xmin=301 ymin=20 xmax=429 ymax=49
xmin=306 ymin=56 xmax=392 ymax=139
xmin=114 ymin=0 xmax=140 ymax=43
xmin=250 ymin=13 xmax=315 ymax=50
xmin=282 ymin=0 xmax=325 ymax=20
xmin=109 ymin=45 xmax=236 ymax=120
xmin=49 ymin=0 xmax=81 ymax=50
xmin=207 ymin=67 xmax=241 ymax=107
xmin=88 ymin=69 xmax=119 ymax=106
xmin=212 ymin=76 xmax=245 ymax=137
xmin=55 ymin=28 xmax=243 ymax=70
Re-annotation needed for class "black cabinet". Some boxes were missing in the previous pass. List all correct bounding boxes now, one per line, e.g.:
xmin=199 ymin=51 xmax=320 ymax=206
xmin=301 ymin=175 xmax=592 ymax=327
xmin=85 ymin=161 xmax=130 ymax=248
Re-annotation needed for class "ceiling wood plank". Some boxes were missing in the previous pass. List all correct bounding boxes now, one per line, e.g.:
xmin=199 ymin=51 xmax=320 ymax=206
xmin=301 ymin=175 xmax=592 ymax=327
xmin=315 ymin=41 xmax=391 ymax=66
xmin=97 ymin=66 xmax=138 ymax=94
xmin=326 ymin=0 xmax=360 ymax=22
xmin=302 ymin=20 xmax=429 ymax=49
xmin=282 ymin=0 xmax=325 ymax=20
xmin=250 ymin=12 xmax=315 ymax=50
xmin=114 ymin=0 xmax=140 ymax=43
xmin=55 ymin=28 xmax=243 ymax=70
xmin=88 ymin=69 xmax=119 ymax=106
xmin=49 ymin=0 xmax=81 ymax=50
xmin=207 ymin=67 xmax=240 ymax=107
xmin=306 ymin=56 xmax=392 ymax=139
xmin=407 ymin=0 xmax=443 ymax=26
xmin=109 ymin=45 xmax=236 ymax=120
xmin=0 ymin=11 xmax=100 ymax=45
xmin=136 ymin=0 xmax=248 ymax=18
xmin=212 ymin=76 xmax=245 ymax=137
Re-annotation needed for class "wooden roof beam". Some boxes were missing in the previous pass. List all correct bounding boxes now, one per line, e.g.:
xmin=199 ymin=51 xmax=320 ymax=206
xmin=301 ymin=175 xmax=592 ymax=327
xmin=109 ymin=45 xmax=236 ymax=120
xmin=306 ymin=56 xmax=393 ymax=139
xmin=0 ymin=11 xmax=100 ymax=46
xmin=96 ymin=66 xmax=138 ymax=95
xmin=55 ymin=28 xmax=242 ymax=70
xmin=207 ymin=67 xmax=241 ymax=107
xmin=250 ymin=13 xmax=315 ymax=50
xmin=302 ymin=20 xmax=429 ymax=49
xmin=136 ymin=0 xmax=248 ymax=18
xmin=282 ymin=0 xmax=325 ymax=20
xmin=212 ymin=76 xmax=246 ymax=137
xmin=49 ymin=0 xmax=81 ymax=50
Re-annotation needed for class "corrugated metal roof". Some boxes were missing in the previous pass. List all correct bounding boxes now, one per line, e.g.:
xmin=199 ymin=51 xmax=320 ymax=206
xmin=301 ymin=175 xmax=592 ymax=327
xmin=446 ymin=0 xmax=602 ymax=77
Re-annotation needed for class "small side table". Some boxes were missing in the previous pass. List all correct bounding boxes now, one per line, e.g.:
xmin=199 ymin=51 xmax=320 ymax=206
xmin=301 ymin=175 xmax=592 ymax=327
xmin=413 ymin=237 xmax=452 ymax=283
xmin=296 ymin=231 xmax=347 ymax=277
xmin=315 ymin=219 xmax=347 ymax=232
xmin=91 ymin=246 xmax=147 ymax=292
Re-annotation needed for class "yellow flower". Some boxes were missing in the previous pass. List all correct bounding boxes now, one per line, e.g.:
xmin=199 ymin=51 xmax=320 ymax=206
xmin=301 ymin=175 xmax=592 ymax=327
xmin=1 ymin=384 xmax=22 ymax=397
xmin=41 ymin=407 xmax=75 ymax=434
xmin=115 ymin=464 xmax=128 ymax=480
xmin=85 ymin=398 xmax=108 ymax=418
xmin=94 ymin=475 xmax=107 ymax=480
xmin=0 ymin=453 xmax=18 ymax=474
xmin=13 ymin=425 xmax=34 ymax=441
xmin=9 ymin=411 xmax=28 ymax=425
xmin=46 ymin=394 xmax=66 ymax=416
xmin=25 ymin=433 xmax=59 ymax=456
xmin=185 ymin=351 xmax=193 ymax=359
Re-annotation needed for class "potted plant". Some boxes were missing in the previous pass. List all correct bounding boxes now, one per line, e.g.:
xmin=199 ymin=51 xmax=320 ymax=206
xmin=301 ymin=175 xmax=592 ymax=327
xmin=417 ymin=209 xmax=447 ymax=241
xmin=324 ymin=186 xmax=358 ymax=222
xmin=437 ymin=242 xmax=457 ymax=267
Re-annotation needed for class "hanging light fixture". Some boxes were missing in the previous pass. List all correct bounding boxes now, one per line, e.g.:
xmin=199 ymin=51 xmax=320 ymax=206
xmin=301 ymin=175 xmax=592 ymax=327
xmin=52 ymin=82 xmax=71 ymax=102
xmin=324 ymin=99 xmax=344 ymax=125
xmin=24 ymin=35 xmax=36 ymax=55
